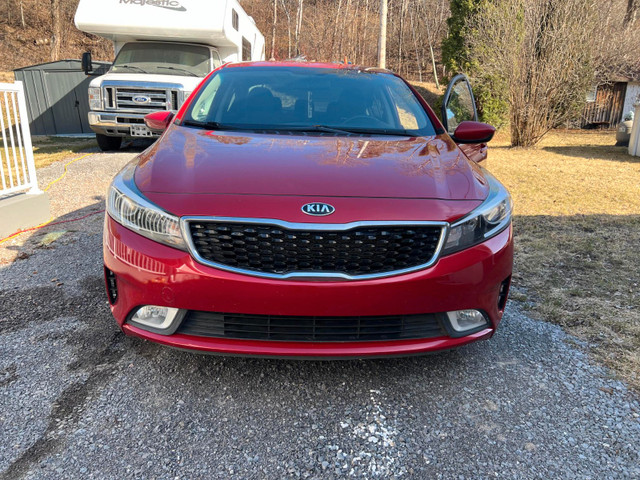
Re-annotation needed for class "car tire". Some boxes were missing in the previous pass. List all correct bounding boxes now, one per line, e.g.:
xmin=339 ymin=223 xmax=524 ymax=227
xmin=96 ymin=134 xmax=122 ymax=152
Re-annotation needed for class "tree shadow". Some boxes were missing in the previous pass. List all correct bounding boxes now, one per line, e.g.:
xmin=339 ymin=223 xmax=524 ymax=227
xmin=541 ymin=144 xmax=638 ymax=163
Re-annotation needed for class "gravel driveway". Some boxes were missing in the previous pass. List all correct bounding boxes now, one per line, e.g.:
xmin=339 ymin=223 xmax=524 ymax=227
xmin=1 ymin=149 xmax=639 ymax=479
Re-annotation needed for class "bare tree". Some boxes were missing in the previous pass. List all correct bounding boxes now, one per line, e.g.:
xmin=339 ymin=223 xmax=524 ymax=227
xmin=50 ymin=0 xmax=61 ymax=61
xmin=295 ymin=0 xmax=304 ymax=54
xmin=467 ymin=0 xmax=640 ymax=146
xmin=624 ymin=0 xmax=638 ymax=26
xmin=280 ymin=0 xmax=293 ymax=57
xmin=270 ymin=0 xmax=277 ymax=60
xmin=240 ymin=0 xmax=449 ymax=81
xmin=378 ymin=0 xmax=387 ymax=68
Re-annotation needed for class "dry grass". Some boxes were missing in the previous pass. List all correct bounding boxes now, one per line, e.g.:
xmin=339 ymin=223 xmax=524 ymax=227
xmin=0 ymin=72 xmax=15 ymax=83
xmin=29 ymin=136 xmax=97 ymax=169
xmin=2 ymin=136 xmax=97 ymax=176
xmin=489 ymin=130 xmax=640 ymax=390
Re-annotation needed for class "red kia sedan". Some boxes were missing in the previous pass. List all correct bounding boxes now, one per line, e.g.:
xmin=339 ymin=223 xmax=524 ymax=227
xmin=103 ymin=62 xmax=513 ymax=357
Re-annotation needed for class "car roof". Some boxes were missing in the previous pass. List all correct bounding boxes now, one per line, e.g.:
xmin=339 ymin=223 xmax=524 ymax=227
xmin=223 ymin=61 xmax=394 ymax=75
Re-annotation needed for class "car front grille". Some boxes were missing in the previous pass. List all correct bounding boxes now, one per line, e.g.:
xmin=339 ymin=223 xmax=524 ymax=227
xmin=186 ymin=220 xmax=444 ymax=278
xmin=176 ymin=311 xmax=445 ymax=342
xmin=114 ymin=87 xmax=176 ymax=111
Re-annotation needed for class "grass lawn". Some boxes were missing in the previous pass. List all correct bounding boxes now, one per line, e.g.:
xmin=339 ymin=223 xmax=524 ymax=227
xmin=489 ymin=130 xmax=640 ymax=391
xmin=1 ymin=136 xmax=97 ymax=187
xmin=29 ymin=136 xmax=97 ymax=169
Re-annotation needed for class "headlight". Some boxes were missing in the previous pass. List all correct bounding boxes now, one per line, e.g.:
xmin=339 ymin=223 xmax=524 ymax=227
xmin=441 ymin=170 xmax=512 ymax=256
xmin=107 ymin=162 xmax=186 ymax=250
xmin=88 ymin=87 xmax=102 ymax=110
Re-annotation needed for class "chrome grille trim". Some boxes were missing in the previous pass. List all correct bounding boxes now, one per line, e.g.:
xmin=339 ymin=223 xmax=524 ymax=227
xmin=115 ymin=88 xmax=175 ymax=111
xmin=180 ymin=216 xmax=449 ymax=280
xmin=99 ymin=81 xmax=184 ymax=113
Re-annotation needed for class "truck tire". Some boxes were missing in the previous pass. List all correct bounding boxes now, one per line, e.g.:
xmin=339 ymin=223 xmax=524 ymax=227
xmin=96 ymin=134 xmax=122 ymax=151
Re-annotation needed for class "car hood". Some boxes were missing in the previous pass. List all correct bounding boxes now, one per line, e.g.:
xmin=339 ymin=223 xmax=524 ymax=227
xmin=134 ymin=125 xmax=490 ymax=200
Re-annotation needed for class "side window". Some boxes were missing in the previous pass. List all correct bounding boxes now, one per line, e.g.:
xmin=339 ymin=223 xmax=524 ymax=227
xmin=211 ymin=49 xmax=222 ymax=68
xmin=387 ymin=83 xmax=428 ymax=130
xmin=232 ymin=9 xmax=239 ymax=30
xmin=242 ymin=38 xmax=252 ymax=61
xmin=189 ymin=74 xmax=222 ymax=122
xmin=442 ymin=74 xmax=477 ymax=135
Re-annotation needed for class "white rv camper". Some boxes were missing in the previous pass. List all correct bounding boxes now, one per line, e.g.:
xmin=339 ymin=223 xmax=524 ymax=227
xmin=75 ymin=0 xmax=265 ymax=150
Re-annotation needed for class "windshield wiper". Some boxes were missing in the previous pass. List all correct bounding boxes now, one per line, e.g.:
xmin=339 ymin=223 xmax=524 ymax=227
xmin=182 ymin=120 xmax=230 ymax=130
xmin=114 ymin=64 xmax=149 ymax=74
xmin=288 ymin=125 xmax=419 ymax=137
xmin=157 ymin=66 xmax=199 ymax=77
xmin=181 ymin=121 xmax=420 ymax=137
xmin=310 ymin=125 xmax=355 ymax=134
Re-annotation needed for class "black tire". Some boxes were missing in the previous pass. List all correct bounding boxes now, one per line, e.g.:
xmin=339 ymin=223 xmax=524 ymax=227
xmin=96 ymin=134 xmax=122 ymax=151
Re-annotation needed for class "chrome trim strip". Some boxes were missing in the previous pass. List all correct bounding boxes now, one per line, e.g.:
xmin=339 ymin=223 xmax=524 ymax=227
xmin=101 ymin=80 xmax=185 ymax=90
xmin=180 ymin=216 xmax=449 ymax=281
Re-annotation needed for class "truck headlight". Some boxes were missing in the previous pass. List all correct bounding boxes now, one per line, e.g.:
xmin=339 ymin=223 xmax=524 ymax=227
xmin=107 ymin=161 xmax=186 ymax=250
xmin=88 ymin=87 xmax=102 ymax=110
xmin=442 ymin=170 xmax=512 ymax=256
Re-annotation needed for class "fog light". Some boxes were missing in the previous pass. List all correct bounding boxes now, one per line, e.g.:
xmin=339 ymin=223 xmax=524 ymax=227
xmin=130 ymin=305 xmax=181 ymax=331
xmin=446 ymin=309 xmax=488 ymax=333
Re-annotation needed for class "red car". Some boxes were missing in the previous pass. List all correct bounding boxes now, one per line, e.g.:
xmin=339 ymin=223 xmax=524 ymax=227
xmin=103 ymin=63 xmax=513 ymax=357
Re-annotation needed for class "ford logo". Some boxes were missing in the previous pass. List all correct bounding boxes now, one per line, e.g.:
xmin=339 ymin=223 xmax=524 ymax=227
xmin=132 ymin=95 xmax=151 ymax=104
xmin=302 ymin=202 xmax=335 ymax=216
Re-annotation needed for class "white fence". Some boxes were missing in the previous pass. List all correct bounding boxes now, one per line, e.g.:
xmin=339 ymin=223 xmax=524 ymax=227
xmin=0 ymin=81 xmax=40 ymax=197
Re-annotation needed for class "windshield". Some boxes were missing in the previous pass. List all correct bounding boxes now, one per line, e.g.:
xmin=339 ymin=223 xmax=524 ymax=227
xmin=111 ymin=42 xmax=213 ymax=77
xmin=183 ymin=66 xmax=436 ymax=136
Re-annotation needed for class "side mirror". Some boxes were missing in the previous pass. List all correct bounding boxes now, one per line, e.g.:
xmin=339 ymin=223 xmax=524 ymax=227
xmin=452 ymin=121 xmax=495 ymax=144
xmin=81 ymin=51 xmax=93 ymax=75
xmin=144 ymin=111 xmax=175 ymax=132
xmin=442 ymin=74 xmax=478 ymax=135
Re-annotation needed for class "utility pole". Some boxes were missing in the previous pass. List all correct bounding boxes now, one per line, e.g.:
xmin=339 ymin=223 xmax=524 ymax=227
xmin=377 ymin=0 xmax=387 ymax=68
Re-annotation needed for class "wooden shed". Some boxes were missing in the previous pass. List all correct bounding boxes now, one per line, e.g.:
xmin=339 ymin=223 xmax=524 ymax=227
xmin=581 ymin=81 xmax=627 ymax=128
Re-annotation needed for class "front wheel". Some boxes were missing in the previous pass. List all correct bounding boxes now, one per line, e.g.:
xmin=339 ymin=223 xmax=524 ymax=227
xmin=96 ymin=134 xmax=122 ymax=152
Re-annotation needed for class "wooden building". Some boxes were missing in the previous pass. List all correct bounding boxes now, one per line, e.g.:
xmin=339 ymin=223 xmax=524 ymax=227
xmin=582 ymin=74 xmax=640 ymax=128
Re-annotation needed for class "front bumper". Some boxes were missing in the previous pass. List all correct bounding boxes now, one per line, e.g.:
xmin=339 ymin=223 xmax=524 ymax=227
xmin=88 ymin=111 xmax=160 ymax=137
xmin=103 ymin=215 xmax=513 ymax=357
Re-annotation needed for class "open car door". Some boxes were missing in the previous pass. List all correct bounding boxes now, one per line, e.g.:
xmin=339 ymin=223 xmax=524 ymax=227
xmin=441 ymin=74 xmax=495 ymax=163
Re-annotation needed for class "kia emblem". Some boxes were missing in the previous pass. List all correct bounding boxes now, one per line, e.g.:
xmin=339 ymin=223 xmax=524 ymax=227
xmin=301 ymin=202 xmax=335 ymax=216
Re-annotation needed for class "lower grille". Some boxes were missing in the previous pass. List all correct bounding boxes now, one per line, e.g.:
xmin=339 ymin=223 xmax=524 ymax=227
xmin=116 ymin=117 xmax=145 ymax=124
xmin=176 ymin=311 xmax=445 ymax=342
xmin=187 ymin=220 xmax=444 ymax=278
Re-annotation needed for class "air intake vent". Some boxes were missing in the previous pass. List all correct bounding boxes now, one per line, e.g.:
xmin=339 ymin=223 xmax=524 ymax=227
xmin=498 ymin=276 xmax=511 ymax=310
xmin=176 ymin=311 xmax=446 ymax=342
xmin=104 ymin=267 xmax=118 ymax=305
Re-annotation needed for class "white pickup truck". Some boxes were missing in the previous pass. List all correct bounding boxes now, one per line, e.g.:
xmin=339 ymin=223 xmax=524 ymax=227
xmin=74 ymin=0 xmax=265 ymax=151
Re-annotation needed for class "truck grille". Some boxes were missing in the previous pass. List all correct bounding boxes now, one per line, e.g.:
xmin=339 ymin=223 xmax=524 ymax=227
xmin=114 ymin=87 xmax=177 ymax=111
xmin=187 ymin=220 xmax=444 ymax=278
xmin=176 ymin=311 xmax=445 ymax=342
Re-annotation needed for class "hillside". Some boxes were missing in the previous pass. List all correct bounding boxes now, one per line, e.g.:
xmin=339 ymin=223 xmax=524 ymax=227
xmin=0 ymin=0 xmax=112 ymax=71
xmin=0 ymin=0 xmax=447 ymax=81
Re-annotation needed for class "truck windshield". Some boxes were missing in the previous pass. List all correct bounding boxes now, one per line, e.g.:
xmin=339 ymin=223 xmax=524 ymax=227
xmin=111 ymin=42 xmax=212 ymax=77
xmin=183 ymin=66 xmax=436 ymax=137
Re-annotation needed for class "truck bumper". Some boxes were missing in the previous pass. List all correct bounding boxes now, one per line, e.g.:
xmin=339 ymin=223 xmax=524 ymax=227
xmin=88 ymin=111 xmax=161 ymax=137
